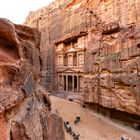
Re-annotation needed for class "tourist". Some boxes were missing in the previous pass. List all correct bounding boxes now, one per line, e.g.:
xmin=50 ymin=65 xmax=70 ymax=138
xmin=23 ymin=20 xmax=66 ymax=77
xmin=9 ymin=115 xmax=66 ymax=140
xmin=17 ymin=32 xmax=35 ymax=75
xmin=73 ymin=133 xmax=80 ymax=140
xmin=120 ymin=134 xmax=131 ymax=140
xmin=64 ymin=121 xmax=72 ymax=132
xmin=74 ymin=115 xmax=81 ymax=124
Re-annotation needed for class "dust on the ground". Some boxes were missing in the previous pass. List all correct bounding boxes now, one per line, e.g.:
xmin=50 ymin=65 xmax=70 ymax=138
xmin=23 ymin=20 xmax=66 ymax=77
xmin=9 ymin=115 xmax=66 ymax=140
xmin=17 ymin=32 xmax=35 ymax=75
xmin=50 ymin=96 xmax=140 ymax=140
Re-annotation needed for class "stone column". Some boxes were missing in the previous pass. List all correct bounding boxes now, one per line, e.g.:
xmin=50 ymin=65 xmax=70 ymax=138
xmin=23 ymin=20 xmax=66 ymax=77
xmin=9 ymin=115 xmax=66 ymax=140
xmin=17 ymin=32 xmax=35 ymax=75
xmin=60 ymin=75 xmax=62 ymax=90
xmin=58 ymin=75 xmax=60 ymax=90
xmin=72 ymin=76 xmax=75 ymax=92
xmin=66 ymin=75 xmax=68 ymax=91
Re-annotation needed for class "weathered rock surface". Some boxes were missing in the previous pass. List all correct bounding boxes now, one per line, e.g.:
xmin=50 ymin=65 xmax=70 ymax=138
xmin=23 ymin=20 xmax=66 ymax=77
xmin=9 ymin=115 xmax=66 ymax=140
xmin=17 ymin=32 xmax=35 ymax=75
xmin=0 ymin=18 xmax=64 ymax=140
xmin=47 ymin=113 xmax=64 ymax=140
xmin=25 ymin=0 xmax=140 ymax=117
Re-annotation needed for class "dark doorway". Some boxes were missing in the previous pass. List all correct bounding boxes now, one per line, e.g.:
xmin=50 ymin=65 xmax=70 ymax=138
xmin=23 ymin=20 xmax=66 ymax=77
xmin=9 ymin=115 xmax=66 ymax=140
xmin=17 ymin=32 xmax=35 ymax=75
xmin=68 ymin=76 xmax=72 ymax=91
xmin=64 ymin=75 xmax=66 ymax=91
xmin=74 ymin=76 xmax=77 ymax=92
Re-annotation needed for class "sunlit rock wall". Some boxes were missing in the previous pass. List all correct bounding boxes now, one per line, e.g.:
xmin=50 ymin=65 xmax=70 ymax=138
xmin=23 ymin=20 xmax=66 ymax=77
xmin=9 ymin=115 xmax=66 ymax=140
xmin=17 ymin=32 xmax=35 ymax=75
xmin=25 ymin=0 xmax=140 ymax=116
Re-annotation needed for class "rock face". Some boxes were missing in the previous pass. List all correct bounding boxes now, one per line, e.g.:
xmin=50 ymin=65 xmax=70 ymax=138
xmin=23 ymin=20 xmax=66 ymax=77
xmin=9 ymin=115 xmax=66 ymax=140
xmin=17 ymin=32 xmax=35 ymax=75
xmin=0 ymin=18 xmax=64 ymax=140
xmin=25 ymin=0 xmax=140 ymax=117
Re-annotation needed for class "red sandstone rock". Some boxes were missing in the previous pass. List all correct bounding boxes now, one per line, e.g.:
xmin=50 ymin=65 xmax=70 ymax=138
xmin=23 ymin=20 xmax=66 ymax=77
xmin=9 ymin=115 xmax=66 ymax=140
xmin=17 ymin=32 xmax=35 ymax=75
xmin=47 ymin=113 xmax=65 ymax=140
xmin=25 ymin=0 xmax=140 ymax=118
xmin=0 ymin=18 xmax=20 ymax=64
xmin=0 ymin=18 xmax=19 ymax=47
xmin=11 ymin=121 xmax=31 ymax=140
xmin=0 ymin=18 xmax=64 ymax=140
xmin=0 ymin=115 xmax=7 ymax=140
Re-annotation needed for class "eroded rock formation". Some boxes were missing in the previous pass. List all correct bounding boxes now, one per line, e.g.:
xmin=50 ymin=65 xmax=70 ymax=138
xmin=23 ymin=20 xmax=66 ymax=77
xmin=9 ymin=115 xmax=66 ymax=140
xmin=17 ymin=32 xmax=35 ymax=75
xmin=0 ymin=18 xmax=64 ymax=140
xmin=25 ymin=0 xmax=140 ymax=121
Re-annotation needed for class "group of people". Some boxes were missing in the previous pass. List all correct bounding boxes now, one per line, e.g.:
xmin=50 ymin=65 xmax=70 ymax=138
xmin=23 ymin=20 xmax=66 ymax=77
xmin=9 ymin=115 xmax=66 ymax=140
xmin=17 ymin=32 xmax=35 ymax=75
xmin=64 ymin=116 xmax=133 ymax=140
xmin=64 ymin=115 xmax=81 ymax=140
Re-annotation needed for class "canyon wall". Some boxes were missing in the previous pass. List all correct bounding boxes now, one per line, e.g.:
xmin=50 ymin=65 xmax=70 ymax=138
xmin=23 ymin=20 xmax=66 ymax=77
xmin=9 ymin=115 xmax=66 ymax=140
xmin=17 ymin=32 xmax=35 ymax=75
xmin=0 ymin=18 xmax=64 ymax=140
xmin=25 ymin=0 xmax=140 ymax=116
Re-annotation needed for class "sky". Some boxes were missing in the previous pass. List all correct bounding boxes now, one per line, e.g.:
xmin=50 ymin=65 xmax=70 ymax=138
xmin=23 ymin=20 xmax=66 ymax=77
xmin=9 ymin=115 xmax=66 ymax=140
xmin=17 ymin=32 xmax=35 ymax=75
xmin=0 ymin=0 xmax=54 ymax=24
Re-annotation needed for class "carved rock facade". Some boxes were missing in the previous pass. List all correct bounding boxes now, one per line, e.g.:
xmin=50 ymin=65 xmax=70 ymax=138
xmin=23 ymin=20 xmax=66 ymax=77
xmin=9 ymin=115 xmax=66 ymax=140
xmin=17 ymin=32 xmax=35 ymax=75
xmin=25 ymin=0 xmax=140 ymax=119
xmin=0 ymin=18 xmax=64 ymax=140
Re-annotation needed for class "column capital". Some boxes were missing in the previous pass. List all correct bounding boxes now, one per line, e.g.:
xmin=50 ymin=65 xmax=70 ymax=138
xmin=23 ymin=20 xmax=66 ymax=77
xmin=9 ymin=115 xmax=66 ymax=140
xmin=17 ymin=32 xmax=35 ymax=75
xmin=72 ymin=76 xmax=75 ymax=93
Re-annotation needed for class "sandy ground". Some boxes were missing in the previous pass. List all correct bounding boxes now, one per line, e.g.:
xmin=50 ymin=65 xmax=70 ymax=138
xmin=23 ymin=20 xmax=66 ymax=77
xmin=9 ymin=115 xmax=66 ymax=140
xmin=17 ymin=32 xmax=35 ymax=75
xmin=50 ymin=96 xmax=140 ymax=140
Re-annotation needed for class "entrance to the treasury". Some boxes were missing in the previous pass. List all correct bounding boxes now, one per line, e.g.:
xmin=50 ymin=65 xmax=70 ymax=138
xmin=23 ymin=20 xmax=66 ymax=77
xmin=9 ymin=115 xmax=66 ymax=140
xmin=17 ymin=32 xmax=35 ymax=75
xmin=68 ymin=76 xmax=72 ymax=91
xmin=67 ymin=75 xmax=78 ymax=92
xmin=64 ymin=75 xmax=66 ymax=91
xmin=58 ymin=74 xmax=81 ymax=93
xmin=74 ymin=76 xmax=77 ymax=92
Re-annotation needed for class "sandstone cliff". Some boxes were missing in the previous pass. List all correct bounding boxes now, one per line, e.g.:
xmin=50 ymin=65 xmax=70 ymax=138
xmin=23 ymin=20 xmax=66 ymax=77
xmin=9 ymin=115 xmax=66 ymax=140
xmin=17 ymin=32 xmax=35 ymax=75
xmin=25 ymin=0 xmax=140 ymax=117
xmin=0 ymin=18 xmax=64 ymax=140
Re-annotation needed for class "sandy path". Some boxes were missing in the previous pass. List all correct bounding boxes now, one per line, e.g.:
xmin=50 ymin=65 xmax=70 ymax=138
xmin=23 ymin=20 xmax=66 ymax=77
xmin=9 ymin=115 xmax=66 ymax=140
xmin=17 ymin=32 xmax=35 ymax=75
xmin=50 ymin=96 xmax=140 ymax=140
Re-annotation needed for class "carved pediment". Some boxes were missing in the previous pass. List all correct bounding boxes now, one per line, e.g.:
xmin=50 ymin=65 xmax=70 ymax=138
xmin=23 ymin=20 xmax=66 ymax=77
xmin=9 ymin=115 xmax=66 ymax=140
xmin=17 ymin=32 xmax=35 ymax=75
xmin=58 ymin=67 xmax=80 ymax=73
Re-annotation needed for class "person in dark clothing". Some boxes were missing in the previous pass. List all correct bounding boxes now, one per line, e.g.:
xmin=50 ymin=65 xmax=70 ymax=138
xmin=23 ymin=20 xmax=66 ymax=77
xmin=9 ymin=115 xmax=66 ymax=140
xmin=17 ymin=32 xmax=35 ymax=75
xmin=64 ymin=121 xmax=72 ymax=132
xmin=74 ymin=115 xmax=81 ymax=124
xmin=73 ymin=133 xmax=80 ymax=140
